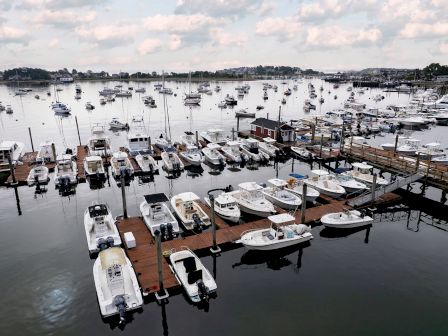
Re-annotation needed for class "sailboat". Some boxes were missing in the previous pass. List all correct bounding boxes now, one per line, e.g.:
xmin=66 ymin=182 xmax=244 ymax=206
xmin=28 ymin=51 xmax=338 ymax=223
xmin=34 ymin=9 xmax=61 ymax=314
xmin=184 ymin=72 xmax=201 ymax=105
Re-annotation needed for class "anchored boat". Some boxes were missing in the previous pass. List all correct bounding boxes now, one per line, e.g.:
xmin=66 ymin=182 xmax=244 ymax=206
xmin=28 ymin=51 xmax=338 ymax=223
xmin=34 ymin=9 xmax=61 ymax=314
xmin=321 ymin=209 xmax=373 ymax=228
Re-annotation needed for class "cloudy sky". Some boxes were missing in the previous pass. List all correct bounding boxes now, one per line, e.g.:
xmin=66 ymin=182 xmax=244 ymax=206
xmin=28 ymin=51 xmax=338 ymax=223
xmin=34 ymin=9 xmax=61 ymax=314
xmin=0 ymin=0 xmax=447 ymax=73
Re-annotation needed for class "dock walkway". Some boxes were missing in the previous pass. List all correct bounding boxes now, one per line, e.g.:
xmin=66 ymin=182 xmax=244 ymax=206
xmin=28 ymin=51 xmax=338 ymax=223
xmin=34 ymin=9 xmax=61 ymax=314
xmin=6 ymin=151 xmax=55 ymax=186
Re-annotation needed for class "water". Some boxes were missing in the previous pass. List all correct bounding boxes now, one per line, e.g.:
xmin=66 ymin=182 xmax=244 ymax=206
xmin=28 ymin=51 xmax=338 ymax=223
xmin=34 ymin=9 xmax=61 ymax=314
xmin=0 ymin=80 xmax=448 ymax=336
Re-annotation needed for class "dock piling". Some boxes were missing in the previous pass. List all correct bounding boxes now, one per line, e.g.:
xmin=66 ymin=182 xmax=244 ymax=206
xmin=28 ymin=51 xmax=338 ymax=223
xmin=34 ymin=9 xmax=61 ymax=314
xmin=209 ymin=194 xmax=221 ymax=254
xmin=51 ymin=142 xmax=57 ymax=162
xmin=154 ymin=230 xmax=169 ymax=302
xmin=28 ymin=127 xmax=35 ymax=152
xmin=120 ymin=174 xmax=128 ymax=219
xmin=319 ymin=135 xmax=324 ymax=158
xmin=7 ymin=152 xmax=17 ymax=186
xmin=195 ymin=131 xmax=199 ymax=147
xmin=232 ymin=127 xmax=235 ymax=141
xmin=393 ymin=134 xmax=399 ymax=155
xmin=75 ymin=116 xmax=82 ymax=146
xmin=371 ymin=174 xmax=377 ymax=203
xmin=301 ymin=184 xmax=307 ymax=223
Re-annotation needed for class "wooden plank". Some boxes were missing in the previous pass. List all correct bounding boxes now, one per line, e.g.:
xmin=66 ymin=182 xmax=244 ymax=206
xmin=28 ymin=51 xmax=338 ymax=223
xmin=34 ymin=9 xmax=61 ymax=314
xmin=6 ymin=152 xmax=56 ymax=185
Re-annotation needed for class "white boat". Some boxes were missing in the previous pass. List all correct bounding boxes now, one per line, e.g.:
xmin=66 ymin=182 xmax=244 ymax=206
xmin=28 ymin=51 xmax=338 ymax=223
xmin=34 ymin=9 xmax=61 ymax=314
xmin=0 ymin=140 xmax=25 ymax=172
xmin=346 ymin=162 xmax=389 ymax=186
xmin=179 ymin=145 xmax=204 ymax=165
xmin=218 ymin=101 xmax=227 ymax=108
xmin=304 ymin=170 xmax=346 ymax=198
xmin=200 ymin=129 xmax=228 ymax=145
xmin=333 ymin=174 xmax=367 ymax=193
xmin=35 ymin=140 xmax=56 ymax=163
xmin=140 ymin=193 xmax=179 ymax=238
xmin=202 ymin=143 xmax=226 ymax=166
xmin=84 ymin=155 xmax=107 ymax=180
xmin=169 ymin=248 xmax=217 ymax=303
xmin=51 ymin=102 xmax=71 ymax=114
xmin=397 ymin=139 xmax=420 ymax=156
xmin=99 ymin=98 xmax=106 ymax=105
xmin=54 ymin=154 xmax=78 ymax=186
xmin=398 ymin=116 xmax=426 ymax=127
xmin=225 ymin=94 xmax=237 ymax=105
xmin=180 ymin=131 xmax=197 ymax=147
xmin=262 ymin=178 xmax=302 ymax=210
xmin=84 ymin=203 xmax=122 ymax=253
xmin=154 ymin=136 xmax=170 ymax=151
xmin=236 ymin=213 xmax=312 ymax=251
xmin=127 ymin=117 xmax=152 ymax=154
xmin=5 ymin=105 xmax=13 ymax=114
xmin=135 ymin=87 xmax=146 ymax=93
xmin=258 ymin=137 xmax=278 ymax=158
xmin=204 ymin=193 xmax=240 ymax=223
xmin=135 ymin=153 xmax=157 ymax=174
xmin=110 ymin=152 xmax=134 ymax=179
xmin=228 ymin=182 xmax=276 ymax=217
xmin=85 ymin=102 xmax=95 ymax=110
xmin=221 ymin=140 xmax=244 ymax=163
xmin=87 ymin=125 xmax=112 ymax=157
xmin=321 ymin=209 xmax=373 ymax=228
xmin=159 ymin=87 xmax=173 ymax=95
xmin=27 ymin=159 xmax=49 ymax=186
xmin=93 ymin=247 xmax=143 ymax=322
xmin=161 ymin=149 xmax=184 ymax=172
xmin=109 ymin=118 xmax=128 ymax=131
xmin=284 ymin=178 xmax=320 ymax=202
xmin=240 ymin=138 xmax=269 ymax=162
xmin=235 ymin=109 xmax=255 ymax=118
xmin=115 ymin=90 xmax=132 ymax=97
xmin=171 ymin=192 xmax=211 ymax=231
xmin=291 ymin=146 xmax=313 ymax=160
xmin=432 ymin=155 xmax=448 ymax=165
xmin=184 ymin=97 xmax=201 ymax=105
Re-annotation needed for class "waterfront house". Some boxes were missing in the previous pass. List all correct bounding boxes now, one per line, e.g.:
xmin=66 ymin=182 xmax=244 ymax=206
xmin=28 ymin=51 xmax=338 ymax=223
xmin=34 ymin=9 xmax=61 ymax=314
xmin=250 ymin=117 xmax=294 ymax=142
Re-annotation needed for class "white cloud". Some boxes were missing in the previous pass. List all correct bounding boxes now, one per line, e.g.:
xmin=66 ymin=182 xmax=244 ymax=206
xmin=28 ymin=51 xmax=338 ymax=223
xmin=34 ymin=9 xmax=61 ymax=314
xmin=400 ymin=22 xmax=448 ymax=38
xmin=167 ymin=34 xmax=182 ymax=51
xmin=297 ymin=0 xmax=377 ymax=21
xmin=143 ymin=14 xmax=223 ymax=33
xmin=256 ymin=17 xmax=300 ymax=40
xmin=30 ymin=10 xmax=96 ymax=27
xmin=254 ymin=1 xmax=276 ymax=16
xmin=0 ymin=0 xmax=13 ymax=10
xmin=436 ymin=41 xmax=448 ymax=54
xmin=138 ymin=38 xmax=162 ymax=55
xmin=210 ymin=28 xmax=248 ymax=47
xmin=48 ymin=38 xmax=58 ymax=48
xmin=75 ymin=24 xmax=137 ymax=47
xmin=18 ymin=0 xmax=109 ymax=10
xmin=175 ymin=0 xmax=263 ymax=18
xmin=0 ymin=26 xmax=29 ymax=45
xmin=305 ymin=25 xmax=382 ymax=48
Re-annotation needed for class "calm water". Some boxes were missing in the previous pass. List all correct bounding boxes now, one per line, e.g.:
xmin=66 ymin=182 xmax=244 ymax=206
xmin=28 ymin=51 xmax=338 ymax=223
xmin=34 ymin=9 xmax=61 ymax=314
xmin=0 ymin=80 xmax=447 ymax=336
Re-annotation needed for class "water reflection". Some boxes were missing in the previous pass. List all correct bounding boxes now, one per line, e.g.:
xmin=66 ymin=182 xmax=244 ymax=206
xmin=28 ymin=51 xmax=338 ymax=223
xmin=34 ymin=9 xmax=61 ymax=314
xmin=320 ymin=225 xmax=372 ymax=244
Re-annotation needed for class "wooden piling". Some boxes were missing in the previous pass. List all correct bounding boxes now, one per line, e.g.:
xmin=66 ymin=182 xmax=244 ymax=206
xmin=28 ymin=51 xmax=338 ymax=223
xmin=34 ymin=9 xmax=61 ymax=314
xmin=28 ymin=127 xmax=34 ymax=152
xmin=75 ymin=116 xmax=82 ymax=146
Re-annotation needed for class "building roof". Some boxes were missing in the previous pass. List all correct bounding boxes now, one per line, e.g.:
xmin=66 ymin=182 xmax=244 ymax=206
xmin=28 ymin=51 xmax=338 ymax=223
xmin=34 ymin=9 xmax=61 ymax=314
xmin=250 ymin=117 xmax=294 ymax=130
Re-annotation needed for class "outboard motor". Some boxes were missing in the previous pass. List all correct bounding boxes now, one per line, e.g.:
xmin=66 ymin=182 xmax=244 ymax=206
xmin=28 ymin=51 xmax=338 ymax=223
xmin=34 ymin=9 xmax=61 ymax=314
xmin=225 ymin=185 xmax=233 ymax=192
xmin=119 ymin=167 xmax=127 ymax=180
xmin=218 ymin=157 xmax=224 ymax=166
xmin=166 ymin=223 xmax=174 ymax=240
xmin=173 ymin=162 xmax=179 ymax=171
xmin=160 ymin=224 xmax=167 ymax=240
xmin=60 ymin=176 xmax=70 ymax=194
xmin=106 ymin=236 xmax=115 ymax=248
xmin=197 ymin=280 xmax=209 ymax=302
xmin=192 ymin=213 xmax=202 ymax=232
xmin=113 ymin=295 xmax=127 ymax=324
xmin=97 ymin=238 xmax=108 ymax=251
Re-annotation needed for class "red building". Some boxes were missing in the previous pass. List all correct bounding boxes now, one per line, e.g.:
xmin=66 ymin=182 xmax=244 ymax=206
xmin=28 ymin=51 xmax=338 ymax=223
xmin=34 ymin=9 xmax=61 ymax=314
xmin=250 ymin=118 xmax=295 ymax=142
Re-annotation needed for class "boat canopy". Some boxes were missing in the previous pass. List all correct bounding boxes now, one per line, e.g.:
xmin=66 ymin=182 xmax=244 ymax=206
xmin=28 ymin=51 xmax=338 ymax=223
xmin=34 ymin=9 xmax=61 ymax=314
xmin=263 ymin=137 xmax=276 ymax=144
xmin=175 ymin=192 xmax=200 ymax=202
xmin=88 ymin=204 xmax=109 ymax=218
xmin=268 ymin=178 xmax=287 ymax=187
xmin=245 ymin=138 xmax=259 ymax=144
xmin=226 ymin=141 xmax=240 ymax=147
xmin=311 ymin=169 xmax=329 ymax=176
xmin=352 ymin=162 xmax=373 ymax=170
xmin=238 ymin=182 xmax=262 ymax=191
xmin=289 ymin=173 xmax=306 ymax=179
xmin=85 ymin=155 xmax=102 ymax=162
xmin=100 ymin=247 xmax=126 ymax=270
xmin=268 ymin=213 xmax=295 ymax=224
xmin=207 ymin=143 xmax=221 ymax=150
xmin=144 ymin=193 xmax=169 ymax=204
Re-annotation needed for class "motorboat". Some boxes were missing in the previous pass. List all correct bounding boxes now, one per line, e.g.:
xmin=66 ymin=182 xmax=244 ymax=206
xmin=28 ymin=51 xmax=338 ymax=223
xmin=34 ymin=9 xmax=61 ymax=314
xmin=169 ymin=248 xmax=217 ymax=303
xmin=225 ymin=94 xmax=237 ymax=105
xmin=75 ymin=84 xmax=82 ymax=93
xmin=135 ymin=87 xmax=146 ymax=93
xmin=204 ymin=193 xmax=240 ymax=223
xmin=179 ymin=145 xmax=204 ymax=166
xmin=321 ymin=209 xmax=373 ymax=229
xmin=236 ymin=213 xmax=312 ymax=251
xmin=202 ymin=143 xmax=226 ymax=166
xmin=258 ymin=137 xmax=278 ymax=158
xmin=221 ymin=140 xmax=244 ymax=163
xmin=93 ymin=247 xmax=143 ymax=322
xmin=398 ymin=116 xmax=426 ymax=127
xmin=228 ymin=182 xmax=276 ymax=217
xmin=84 ymin=203 xmax=121 ymax=254
xmin=304 ymin=170 xmax=346 ymax=198
xmin=262 ymin=178 xmax=302 ymax=210
xmin=416 ymin=142 xmax=445 ymax=160
xmin=333 ymin=173 xmax=367 ymax=193
xmin=135 ymin=153 xmax=158 ymax=174
xmin=85 ymin=102 xmax=95 ymax=110
xmin=397 ymin=139 xmax=420 ymax=156
xmin=345 ymin=162 xmax=389 ymax=185
xmin=0 ymin=140 xmax=25 ymax=172
xmin=285 ymin=177 xmax=320 ymax=203
xmin=184 ymin=97 xmax=201 ymax=105
xmin=180 ymin=131 xmax=197 ymax=147
xmin=100 ymin=98 xmax=106 ymax=105
xmin=235 ymin=109 xmax=255 ymax=118
xmin=432 ymin=155 xmax=448 ymax=165
xmin=200 ymin=129 xmax=228 ymax=145
xmin=27 ymin=159 xmax=49 ymax=186
xmin=256 ymin=105 xmax=264 ymax=110
xmin=381 ymin=136 xmax=409 ymax=151
xmin=83 ymin=155 xmax=107 ymax=180
xmin=158 ymin=87 xmax=173 ymax=95
xmin=291 ymin=146 xmax=313 ymax=160
xmin=240 ymin=138 xmax=269 ymax=162
xmin=263 ymin=91 xmax=268 ymax=100
xmin=51 ymin=102 xmax=71 ymax=114
xmin=115 ymin=90 xmax=132 ymax=97
xmin=218 ymin=101 xmax=227 ymax=108
xmin=161 ymin=148 xmax=184 ymax=172
xmin=140 ymin=193 xmax=179 ymax=238
xmin=36 ymin=140 xmax=56 ymax=163
xmin=54 ymin=154 xmax=77 ymax=186
xmin=126 ymin=117 xmax=152 ymax=154
xmin=171 ymin=192 xmax=211 ymax=231
xmin=109 ymin=118 xmax=129 ymax=131
xmin=110 ymin=152 xmax=134 ymax=180
xmin=87 ymin=124 xmax=112 ymax=157
xmin=154 ymin=135 xmax=170 ymax=151
xmin=143 ymin=95 xmax=156 ymax=107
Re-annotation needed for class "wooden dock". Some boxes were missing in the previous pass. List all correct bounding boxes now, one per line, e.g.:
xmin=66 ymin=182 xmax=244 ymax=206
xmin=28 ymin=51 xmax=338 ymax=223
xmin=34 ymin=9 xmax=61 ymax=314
xmin=116 ymin=193 xmax=400 ymax=296
xmin=6 ymin=151 xmax=55 ymax=186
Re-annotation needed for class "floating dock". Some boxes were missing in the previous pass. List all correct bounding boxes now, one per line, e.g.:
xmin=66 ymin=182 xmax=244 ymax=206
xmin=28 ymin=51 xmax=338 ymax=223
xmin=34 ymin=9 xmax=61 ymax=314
xmin=6 ymin=152 xmax=55 ymax=186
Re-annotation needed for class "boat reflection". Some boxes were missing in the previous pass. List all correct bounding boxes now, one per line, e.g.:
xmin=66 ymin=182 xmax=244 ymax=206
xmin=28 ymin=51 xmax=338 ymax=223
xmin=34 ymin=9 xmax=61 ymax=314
xmin=319 ymin=225 xmax=372 ymax=243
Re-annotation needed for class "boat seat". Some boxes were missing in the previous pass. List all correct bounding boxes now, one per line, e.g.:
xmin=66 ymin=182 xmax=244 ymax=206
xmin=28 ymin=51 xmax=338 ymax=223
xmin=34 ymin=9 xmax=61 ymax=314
xmin=187 ymin=269 xmax=203 ymax=284
xmin=183 ymin=256 xmax=196 ymax=273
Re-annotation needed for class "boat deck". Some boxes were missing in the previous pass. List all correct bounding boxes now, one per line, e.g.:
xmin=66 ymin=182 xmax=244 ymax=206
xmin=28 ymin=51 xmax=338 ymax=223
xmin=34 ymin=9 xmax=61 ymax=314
xmin=6 ymin=151 xmax=55 ymax=186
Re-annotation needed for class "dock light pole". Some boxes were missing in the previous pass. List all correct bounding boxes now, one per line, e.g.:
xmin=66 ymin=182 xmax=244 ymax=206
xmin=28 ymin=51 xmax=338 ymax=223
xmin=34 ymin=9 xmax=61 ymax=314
xmin=209 ymin=194 xmax=221 ymax=254
xmin=120 ymin=174 xmax=128 ymax=219
xmin=28 ymin=127 xmax=35 ymax=152
xmin=195 ymin=130 xmax=199 ymax=148
xmin=371 ymin=174 xmax=377 ymax=204
xmin=75 ymin=116 xmax=82 ymax=146
xmin=7 ymin=152 xmax=17 ymax=186
xmin=319 ymin=135 xmax=324 ymax=158
xmin=301 ymin=184 xmax=307 ymax=224
xmin=51 ymin=142 xmax=57 ymax=163
xmin=154 ymin=229 xmax=169 ymax=302
xmin=393 ymin=134 xmax=399 ymax=155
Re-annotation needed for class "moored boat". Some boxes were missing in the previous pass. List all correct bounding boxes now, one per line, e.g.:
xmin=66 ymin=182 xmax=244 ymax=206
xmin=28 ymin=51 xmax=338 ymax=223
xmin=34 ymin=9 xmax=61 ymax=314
xmin=321 ymin=209 xmax=373 ymax=228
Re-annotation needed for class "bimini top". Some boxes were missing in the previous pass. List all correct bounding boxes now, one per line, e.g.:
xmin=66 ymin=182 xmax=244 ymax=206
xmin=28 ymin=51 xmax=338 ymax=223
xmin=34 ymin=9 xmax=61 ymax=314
xmin=268 ymin=178 xmax=287 ymax=187
xmin=206 ymin=129 xmax=223 ymax=134
xmin=85 ymin=155 xmax=102 ymax=162
xmin=99 ymin=247 xmax=126 ymax=270
xmin=88 ymin=203 xmax=109 ymax=218
xmin=226 ymin=141 xmax=240 ymax=147
xmin=238 ymin=182 xmax=262 ymax=192
xmin=268 ymin=213 xmax=295 ymax=224
xmin=144 ymin=193 xmax=169 ymax=204
xmin=174 ymin=192 xmax=200 ymax=202
xmin=263 ymin=137 xmax=276 ymax=144
xmin=245 ymin=138 xmax=259 ymax=143
xmin=311 ymin=169 xmax=330 ymax=176
xmin=352 ymin=162 xmax=373 ymax=170
xmin=207 ymin=143 xmax=221 ymax=150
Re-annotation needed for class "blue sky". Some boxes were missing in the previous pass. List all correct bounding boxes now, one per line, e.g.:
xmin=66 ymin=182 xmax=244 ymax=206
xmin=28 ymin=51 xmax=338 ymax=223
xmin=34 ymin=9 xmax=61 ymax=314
xmin=0 ymin=0 xmax=447 ymax=72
